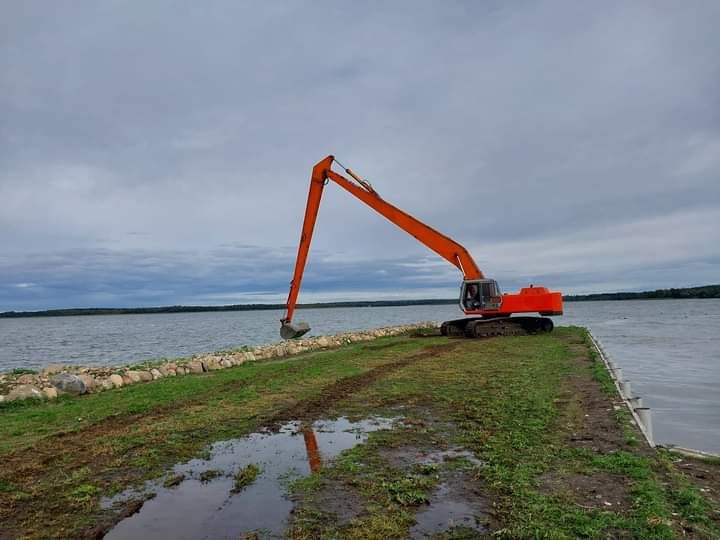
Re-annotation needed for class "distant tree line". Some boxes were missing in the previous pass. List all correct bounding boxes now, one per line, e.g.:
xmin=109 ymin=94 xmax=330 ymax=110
xmin=0 ymin=299 xmax=457 ymax=318
xmin=2 ymin=285 xmax=717 ymax=318
xmin=563 ymin=284 xmax=720 ymax=302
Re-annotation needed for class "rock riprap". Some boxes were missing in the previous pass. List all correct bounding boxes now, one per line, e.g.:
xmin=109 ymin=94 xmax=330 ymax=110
xmin=0 ymin=322 xmax=438 ymax=403
xmin=50 ymin=373 xmax=87 ymax=395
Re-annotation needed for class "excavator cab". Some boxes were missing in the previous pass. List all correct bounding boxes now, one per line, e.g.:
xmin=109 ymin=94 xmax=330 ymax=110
xmin=461 ymin=279 xmax=502 ymax=312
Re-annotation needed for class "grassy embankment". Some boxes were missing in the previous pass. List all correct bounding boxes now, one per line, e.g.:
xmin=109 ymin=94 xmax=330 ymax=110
xmin=0 ymin=327 xmax=718 ymax=538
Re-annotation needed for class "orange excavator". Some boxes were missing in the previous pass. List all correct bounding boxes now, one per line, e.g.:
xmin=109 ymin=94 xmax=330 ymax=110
xmin=280 ymin=156 xmax=563 ymax=340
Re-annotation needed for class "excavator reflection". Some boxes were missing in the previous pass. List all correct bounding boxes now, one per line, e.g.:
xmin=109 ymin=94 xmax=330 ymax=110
xmin=301 ymin=425 xmax=322 ymax=473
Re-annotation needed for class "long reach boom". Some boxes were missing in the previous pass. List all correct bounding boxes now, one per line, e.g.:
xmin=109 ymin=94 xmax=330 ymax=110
xmin=281 ymin=156 xmax=562 ymax=339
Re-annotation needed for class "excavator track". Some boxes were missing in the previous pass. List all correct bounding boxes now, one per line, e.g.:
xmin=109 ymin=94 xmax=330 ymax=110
xmin=440 ymin=316 xmax=554 ymax=338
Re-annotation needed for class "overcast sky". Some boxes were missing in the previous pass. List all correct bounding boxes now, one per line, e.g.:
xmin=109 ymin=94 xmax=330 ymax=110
xmin=1 ymin=1 xmax=719 ymax=310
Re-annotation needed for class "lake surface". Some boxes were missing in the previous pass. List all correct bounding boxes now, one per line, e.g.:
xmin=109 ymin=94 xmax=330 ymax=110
xmin=1 ymin=299 xmax=718 ymax=453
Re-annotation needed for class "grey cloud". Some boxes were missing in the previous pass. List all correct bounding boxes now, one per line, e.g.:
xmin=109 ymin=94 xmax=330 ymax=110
xmin=1 ymin=1 xmax=719 ymax=310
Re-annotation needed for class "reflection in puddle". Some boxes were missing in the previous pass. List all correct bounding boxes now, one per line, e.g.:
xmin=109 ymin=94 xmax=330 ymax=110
xmin=104 ymin=417 xmax=397 ymax=540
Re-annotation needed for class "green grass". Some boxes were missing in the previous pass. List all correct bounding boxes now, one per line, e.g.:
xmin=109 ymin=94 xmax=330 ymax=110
xmin=1 ymin=328 xmax=718 ymax=539
xmin=381 ymin=476 xmax=433 ymax=505
xmin=0 ymin=337 xmax=427 ymax=454
xmin=288 ymin=328 xmax=720 ymax=539
xmin=9 ymin=367 xmax=38 ymax=376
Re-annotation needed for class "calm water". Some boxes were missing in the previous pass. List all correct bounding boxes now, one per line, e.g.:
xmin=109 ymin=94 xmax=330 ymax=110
xmin=1 ymin=299 xmax=718 ymax=453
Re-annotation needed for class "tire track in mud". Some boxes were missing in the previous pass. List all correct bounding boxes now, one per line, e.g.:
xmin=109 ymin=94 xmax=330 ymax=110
xmin=268 ymin=342 xmax=460 ymax=424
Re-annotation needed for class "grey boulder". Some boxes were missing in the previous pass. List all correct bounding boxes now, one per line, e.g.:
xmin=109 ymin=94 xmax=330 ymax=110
xmin=50 ymin=373 xmax=87 ymax=395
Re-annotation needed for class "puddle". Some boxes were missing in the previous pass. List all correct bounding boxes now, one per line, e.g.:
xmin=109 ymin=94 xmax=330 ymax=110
xmin=419 ymin=448 xmax=484 ymax=467
xmin=381 ymin=444 xmax=484 ymax=471
xmin=411 ymin=474 xmax=488 ymax=538
xmin=104 ymin=416 xmax=397 ymax=540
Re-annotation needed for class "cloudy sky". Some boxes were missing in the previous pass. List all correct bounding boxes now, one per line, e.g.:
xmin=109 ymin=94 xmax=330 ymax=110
xmin=1 ymin=1 xmax=719 ymax=310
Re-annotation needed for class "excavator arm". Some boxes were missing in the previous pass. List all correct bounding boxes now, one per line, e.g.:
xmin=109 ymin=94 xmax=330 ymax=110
xmin=281 ymin=155 xmax=484 ymax=338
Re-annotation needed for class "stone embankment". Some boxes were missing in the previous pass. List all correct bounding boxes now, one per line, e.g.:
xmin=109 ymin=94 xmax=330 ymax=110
xmin=0 ymin=322 xmax=438 ymax=404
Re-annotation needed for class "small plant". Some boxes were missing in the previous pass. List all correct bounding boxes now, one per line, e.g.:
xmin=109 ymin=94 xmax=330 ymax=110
xmin=231 ymin=463 xmax=261 ymax=493
xmin=163 ymin=473 xmax=185 ymax=488
xmin=414 ymin=462 xmax=439 ymax=475
xmin=10 ymin=368 xmax=37 ymax=376
xmin=199 ymin=469 xmax=223 ymax=483
xmin=68 ymin=484 xmax=99 ymax=510
xmin=287 ymin=472 xmax=323 ymax=493
xmin=382 ymin=476 xmax=432 ymax=506
xmin=0 ymin=479 xmax=16 ymax=493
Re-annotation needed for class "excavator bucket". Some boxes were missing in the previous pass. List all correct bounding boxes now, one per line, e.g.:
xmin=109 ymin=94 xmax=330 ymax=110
xmin=280 ymin=321 xmax=311 ymax=340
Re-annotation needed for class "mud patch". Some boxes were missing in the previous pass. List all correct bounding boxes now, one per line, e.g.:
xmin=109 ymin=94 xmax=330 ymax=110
xmin=538 ymin=471 xmax=631 ymax=510
xmin=557 ymin=334 xmax=647 ymax=455
xmin=103 ymin=417 xmax=398 ymax=540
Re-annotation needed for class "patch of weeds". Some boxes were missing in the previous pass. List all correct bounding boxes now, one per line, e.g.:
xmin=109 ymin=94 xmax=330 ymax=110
xmin=583 ymin=332 xmax=616 ymax=395
xmin=658 ymin=451 xmax=720 ymax=536
xmin=10 ymin=368 xmax=38 ymax=376
xmin=11 ymin=490 xmax=33 ymax=502
xmin=163 ymin=473 xmax=185 ymax=488
xmin=342 ymin=509 xmax=417 ymax=537
xmin=670 ymin=483 xmax=713 ymax=525
xmin=288 ymin=472 xmax=323 ymax=494
xmin=335 ymin=445 xmax=368 ymax=474
xmin=0 ymin=478 xmax=28 ymax=502
xmin=591 ymin=451 xmax=652 ymax=480
xmin=410 ymin=327 xmax=441 ymax=338
xmin=685 ymin=453 xmax=720 ymax=467
xmin=0 ymin=479 xmax=16 ymax=492
xmin=614 ymin=408 xmax=639 ymax=446
xmin=231 ymin=463 xmax=261 ymax=493
xmin=287 ymin=507 xmax=339 ymax=539
xmin=442 ymin=456 xmax=476 ymax=471
xmin=382 ymin=476 xmax=433 ymax=506
xmin=0 ymin=395 xmax=48 ymax=412
xmin=199 ymin=469 xmax=223 ymax=483
xmin=414 ymin=462 xmax=439 ymax=475
xmin=68 ymin=484 xmax=100 ymax=511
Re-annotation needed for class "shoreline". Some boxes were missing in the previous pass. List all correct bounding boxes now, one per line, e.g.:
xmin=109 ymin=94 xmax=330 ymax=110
xmin=0 ymin=322 xmax=438 ymax=404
